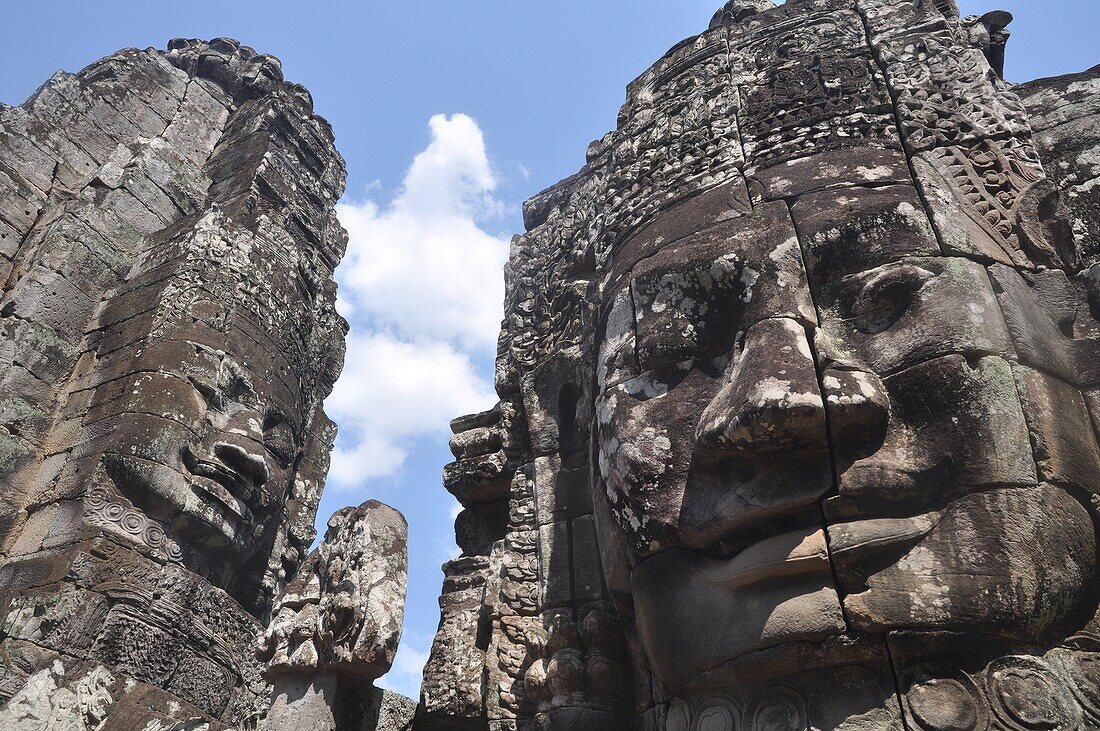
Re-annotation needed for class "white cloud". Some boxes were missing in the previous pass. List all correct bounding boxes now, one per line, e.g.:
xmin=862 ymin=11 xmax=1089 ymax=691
xmin=325 ymin=113 xmax=507 ymax=488
xmin=336 ymin=114 xmax=509 ymax=350
xmin=375 ymin=632 xmax=431 ymax=701
xmin=326 ymin=332 xmax=495 ymax=484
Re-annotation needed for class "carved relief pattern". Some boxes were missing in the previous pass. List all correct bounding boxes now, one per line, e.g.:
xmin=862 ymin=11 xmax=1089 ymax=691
xmin=506 ymin=168 xmax=605 ymax=376
xmin=900 ymin=651 xmax=1100 ymax=731
xmin=871 ymin=25 xmax=1032 ymax=152
xmin=486 ymin=470 xmax=541 ymax=719
xmin=927 ymin=138 xmax=1046 ymax=263
xmin=85 ymin=487 xmax=186 ymax=563
xmin=730 ymin=4 xmax=900 ymax=167
xmin=522 ymin=609 xmax=630 ymax=717
xmin=664 ymin=686 xmax=811 ymax=731
xmin=602 ymin=27 xmax=744 ymax=251
xmin=256 ymin=501 xmax=407 ymax=680
xmin=0 ymin=663 xmax=115 ymax=731
xmin=856 ymin=0 xmax=1057 ymax=266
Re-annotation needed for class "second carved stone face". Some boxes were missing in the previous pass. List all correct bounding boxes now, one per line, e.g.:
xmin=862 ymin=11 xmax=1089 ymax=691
xmin=595 ymin=180 xmax=1097 ymax=690
xmin=86 ymin=212 xmax=336 ymax=580
xmin=101 ymin=349 xmax=300 ymax=557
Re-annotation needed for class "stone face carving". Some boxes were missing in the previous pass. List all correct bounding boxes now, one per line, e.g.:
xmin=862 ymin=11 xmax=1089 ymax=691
xmin=423 ymin=1 xmax=1100 ymax=729
xmin=0 ymin=38 xmax=351 ymax=729
xmin=257 ymin=500 xmax=411 ymax=731
xmin=258 ymin=500 xmax=407 ymax=681
xmin=0 ymin=662 xmax=113 ymax=731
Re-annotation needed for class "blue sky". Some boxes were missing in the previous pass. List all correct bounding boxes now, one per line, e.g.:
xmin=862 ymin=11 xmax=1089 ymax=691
xmin=3 ymin=0 xmax=1097 ymax=701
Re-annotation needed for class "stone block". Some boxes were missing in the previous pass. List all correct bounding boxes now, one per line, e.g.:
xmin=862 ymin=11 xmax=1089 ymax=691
xmin=1013 ymin=364 xmax=1100 ymax=494
xmin=571 ymin=516 xmax=604 ymax=604
xmin=791 ymin=184 xmax=939 ymax=283
xmin=533 ymin=454 xmax=592 ymax=527
xmin=538 ymin=521 xmax=572 ymax=610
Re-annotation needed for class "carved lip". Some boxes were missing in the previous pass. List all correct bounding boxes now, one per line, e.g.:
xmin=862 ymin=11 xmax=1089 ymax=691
xmin=700 ymin=527 xmax=831 ymax=589
xmin=694 ymin=512 xmax=941 ymax=593
xmin=182 ymin=447 xmax=257 ymax=525
xmin=825 ymin=512 xmax=941 ymax=590
xmin=184 ymin=448 xmax=257 ymax=499
xmin=189 ymin=474 xmax=253 ymax=526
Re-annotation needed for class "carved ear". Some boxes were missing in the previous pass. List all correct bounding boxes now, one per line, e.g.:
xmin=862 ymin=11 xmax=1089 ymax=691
xmin=1017 ymin=179 xmax=1079 ymax=271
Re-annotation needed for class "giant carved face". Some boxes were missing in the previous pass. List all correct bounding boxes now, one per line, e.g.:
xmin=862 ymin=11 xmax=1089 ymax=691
xmin=83 ymin=213 xmax=339 ymax=587
xmin=594 ymin=178 xmax=1099 ymax=690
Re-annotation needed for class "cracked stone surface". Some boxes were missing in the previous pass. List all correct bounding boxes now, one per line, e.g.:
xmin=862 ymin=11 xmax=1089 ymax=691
xmin=0 ymin=37 xmax=409 ymax=731
xmin=421 ymin=1 xmax=1100 ymax=729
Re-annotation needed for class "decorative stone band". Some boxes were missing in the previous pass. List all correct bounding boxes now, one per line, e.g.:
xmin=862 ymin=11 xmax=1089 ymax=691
xmin=662 ymin=648 xmax=1100 ymax=730
xmin=901 ymin=650 xmax=1099 ymax=731
xmin=85 ymin=487 xmax=185 ymax=564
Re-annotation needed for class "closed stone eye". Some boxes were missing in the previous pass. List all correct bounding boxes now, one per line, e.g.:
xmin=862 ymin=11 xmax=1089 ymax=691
xmin=847 ymin=264 xmax=935 ymax=334
xmin=262 ymin=412 xmax=297 ymax=467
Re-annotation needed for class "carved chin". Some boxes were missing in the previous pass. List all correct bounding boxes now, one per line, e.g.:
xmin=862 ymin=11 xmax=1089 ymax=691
xmin=102 ymin=454 xmax=247 ymax=551
xmin=631 ymin=531 xmax=846 ymax=691
xmin=629 ymin=485 xmax=1096 ymax=692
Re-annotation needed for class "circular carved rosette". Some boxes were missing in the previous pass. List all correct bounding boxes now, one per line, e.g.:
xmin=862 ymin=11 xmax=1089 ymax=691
xmin=142 ymin=522 xmax=166 ymax=549
xmin=1061 ymin=651 xmax=1100 ymax=723
xmin=986 ymin=656 xmax=1082 ymax=730
xmin=165 ymin=539 xmax=184 ymax=562
xmin=746 ymin=685 xmax=807 ymax=731
xmin=85 ymin=487 xmax=110 ymax=510
xmin=902 ymin=665 xmax=990 ymax=731
xmin=119 ymin=509 xmax=145 ymax=536
xmin=693 ymin=698 xmax=740 ymax=731
xmin=666 ymin=698 xmax=692 ymax=731
xmin=102 ymin=501 xmax=127 ymax=523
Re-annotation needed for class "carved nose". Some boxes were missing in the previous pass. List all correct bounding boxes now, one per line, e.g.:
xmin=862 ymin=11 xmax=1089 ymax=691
xmin=820 ymin=367 xmax=889 ymax=462
xmin=214 ymin=441 xmax=269 ymax=486
xmin=696 ymin=318 xmax=828 ymax=455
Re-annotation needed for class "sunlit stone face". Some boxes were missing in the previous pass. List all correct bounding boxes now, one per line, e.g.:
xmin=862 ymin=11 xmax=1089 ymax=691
xmin=100 ymin=349 xmax=301 ymax=558
xmin=83 ymin=213 xmax=339 ymax=584
xmin=596 ymin=201 xmax=828 ymax=557
xmin=594 ymin=183 xmax=1097 ymax=690
xmin=799 ymin=185 xmax=1097 ymax=643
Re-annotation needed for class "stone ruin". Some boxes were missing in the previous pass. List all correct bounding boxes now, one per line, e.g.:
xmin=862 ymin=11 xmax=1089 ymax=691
xmin=1 ymin=1 xmax=1100 ymax=730
xmin=258 ymin=500 xmax=412 ymax=731
xmin=420 ymin=1 xmax=1100 ymax=729
xmin=0 ymin=38 xmax=410 ymax=729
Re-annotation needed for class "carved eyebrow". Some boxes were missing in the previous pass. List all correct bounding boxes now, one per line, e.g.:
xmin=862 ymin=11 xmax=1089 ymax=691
xmin=262 ymin=407 xmax=287 ymax=426
xmin=263 ymin=407 xmax=302 ymax=439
